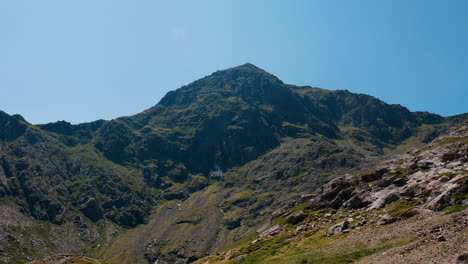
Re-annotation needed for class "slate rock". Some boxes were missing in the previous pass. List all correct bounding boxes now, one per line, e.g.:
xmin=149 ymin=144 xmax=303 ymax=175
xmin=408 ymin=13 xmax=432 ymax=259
xmin=327 ymin=221 xmax=349 ymax=236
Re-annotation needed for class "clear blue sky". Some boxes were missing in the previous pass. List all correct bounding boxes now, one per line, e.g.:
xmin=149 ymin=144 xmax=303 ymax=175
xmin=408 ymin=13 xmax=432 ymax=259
xmin=1 ymin=0 xmax=467 ymax=124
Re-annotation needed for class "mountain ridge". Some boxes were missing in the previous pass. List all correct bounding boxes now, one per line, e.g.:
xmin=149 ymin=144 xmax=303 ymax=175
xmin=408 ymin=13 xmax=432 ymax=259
xmin=0 ymin=63 xmax=466 ymax=264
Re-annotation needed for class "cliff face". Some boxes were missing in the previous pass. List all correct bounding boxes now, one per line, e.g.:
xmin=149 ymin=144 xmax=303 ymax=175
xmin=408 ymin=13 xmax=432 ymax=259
xmin=0 ymin=64 xmax=466 ymax=264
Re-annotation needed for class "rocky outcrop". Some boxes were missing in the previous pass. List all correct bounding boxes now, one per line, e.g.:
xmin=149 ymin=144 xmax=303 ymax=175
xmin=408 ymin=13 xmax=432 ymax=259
xmin=303 ymin=123 xmax=468 ymax=214
xmin=0 ymin=111 xmax=27 ymax=142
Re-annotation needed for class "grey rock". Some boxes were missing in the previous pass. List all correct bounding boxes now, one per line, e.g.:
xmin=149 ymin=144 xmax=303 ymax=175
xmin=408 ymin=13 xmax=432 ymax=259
xmin=236 ymin=255 xmax=245 ymax=263
xmin=322 ymin=175 xmax=357 ymax=199
xmin=259 ymin=224 xmax=281 ymax=238
xmin=369 ymin=191 xmax=400 ymax=209
xmin=427 ymin=193 xmax=451 ymax=211
xmin=285 ymin=210 xmax=307 ymax=225
xmin=377 ymin=214 xmax=398 ymax=225
xmin=271 ymin=208 xmax=286 ymax=219
xmin=327 ymin=221 xmax=349 ymax=236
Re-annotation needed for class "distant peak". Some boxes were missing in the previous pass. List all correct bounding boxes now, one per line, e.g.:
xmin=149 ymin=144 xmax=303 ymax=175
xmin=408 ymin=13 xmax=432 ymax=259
xmin=231 ymin=62 xmax=264 ymax=72
xmin=238 ymin=62 xmax=259 ymax=69
xmin=219 ymin=63 xmax=281 ymax=82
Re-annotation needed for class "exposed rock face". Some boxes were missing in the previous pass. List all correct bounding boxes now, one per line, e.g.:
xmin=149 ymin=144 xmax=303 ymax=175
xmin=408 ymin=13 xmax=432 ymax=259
xmin=327 ymin=221 xmax=349 ymax=236
xmin=0 ymin=111 xmax=27 ymax=142
xmin=305 ymin=124 xmax=468 ymax=215
xmin=79 ymin=197 xmax=103 ymax=222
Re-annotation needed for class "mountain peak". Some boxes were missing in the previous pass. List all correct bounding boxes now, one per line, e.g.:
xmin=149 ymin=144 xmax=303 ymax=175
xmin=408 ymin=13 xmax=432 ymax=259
xmin=225 ymin=62 xmax=269 ymax=74
xmin=158 ymin=63 xmax=287 ymax=108
xmin=210 ymin=63 xmax=283 ymax=86
xmin=236 ymin=62 xmax=261 ymax=69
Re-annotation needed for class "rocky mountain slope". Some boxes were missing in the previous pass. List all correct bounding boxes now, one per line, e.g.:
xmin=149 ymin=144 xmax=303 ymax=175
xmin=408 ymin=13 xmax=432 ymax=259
xmin=195 ymin=123 xmax=468 ymax=264
xmin=0 ymin=64 xmax=466 ymax=263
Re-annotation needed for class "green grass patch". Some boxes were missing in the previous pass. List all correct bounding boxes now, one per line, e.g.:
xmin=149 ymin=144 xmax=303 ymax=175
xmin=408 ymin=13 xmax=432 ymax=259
xmin=435 ymin=172 xmax=456 ymax=180
xmin=287 ymin=244 xmax=396 ymax=264
xmin=225 ymin=190 xmax=254 ymax=206
xmin=442 ymin=205 xmax=467 ymax=214
xmin=292 ymin=202 xmax=312 ymax=212
xmin=385 ymin=198 xmax=424 ymax=218
xmin=437 ymin=137 xmax=468 ymax=146
xmin=392 ymin=167 xmax=413 ymax=178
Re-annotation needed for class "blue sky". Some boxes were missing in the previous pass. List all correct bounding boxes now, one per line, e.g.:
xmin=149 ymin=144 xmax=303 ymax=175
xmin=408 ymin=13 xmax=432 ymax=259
xmin=1 ymin=0 xmax=467 ymax=124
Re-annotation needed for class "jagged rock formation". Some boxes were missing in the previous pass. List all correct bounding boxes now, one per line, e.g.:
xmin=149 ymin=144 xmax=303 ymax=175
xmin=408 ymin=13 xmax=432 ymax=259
xmin=304 ymin=123 xmax=467 ymax=213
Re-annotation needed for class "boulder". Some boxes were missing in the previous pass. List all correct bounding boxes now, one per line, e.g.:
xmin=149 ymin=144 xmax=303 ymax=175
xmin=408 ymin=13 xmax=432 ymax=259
xmin=259 ymin=224 xmax=282 ymax=238
xmin=343 ymin=192 xmax=372 ymax=209
xmin=322 ymin=175 xmax=357 ymax=199
xmin=377 ymin=176 xmax=398 ymax=188
xmin=295 ymin=223 xmax=312 ymax=232
xmin=327 ymin=221 xmax=349 ymax=236
xmin=236 ymin=255 xmax=246 ymax=263
xmin=285 ymin=211 xmax=307 ymax=225
xmin=271 ymin=208 xmax=286 ymax=219
xmin=359 ymin=168 xmax=389 ymax=182
xmin=377 ymin=214 xmax=399 ymax=225
xmin=309 ymin=197 xmax=328 ymax=209
xmin=441 ymin=152 xmax=460 ymax=162
xmin=329 ymin=196 xmax=344 ymax=209
xmin=427 ymin=193 xmax=451 ymax=211
xmin=369 ymin=191 xmax=400 ymax=210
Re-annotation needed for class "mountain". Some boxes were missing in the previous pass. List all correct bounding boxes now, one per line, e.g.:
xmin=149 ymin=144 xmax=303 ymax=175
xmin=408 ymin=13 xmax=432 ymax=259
xmin=0 ymin=64 xmax=466 ymax=264
xmin=195 ymin=122 xmax=468 ymax=264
